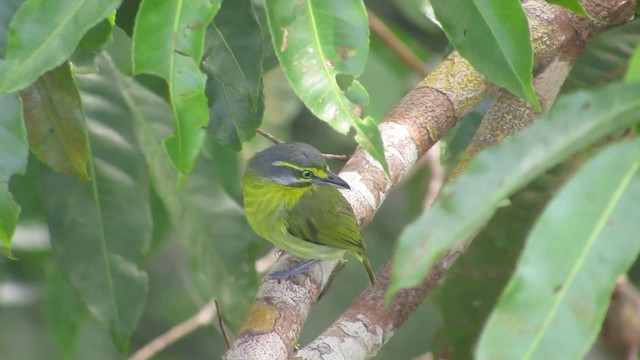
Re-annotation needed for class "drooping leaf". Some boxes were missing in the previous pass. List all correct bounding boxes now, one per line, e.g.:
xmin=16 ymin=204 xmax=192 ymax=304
xmin=0 ymin=0 xmax=121 ymax=94
xmin=0 ymin=94 xmax=27 ymax=255
xmin=45 ymin=55 xmax=152 ymax=351
xmin=265 ymin=0 xmax=388 ymax=173
xmin=563 ymin=20 xmax=640 ymax=92
xmin=108 ymin=52 xmax=261 ymax=328
xmin=132 ymin=0 xmax=222 ymax=175
xmin=46 ymin=266 xmax=87 ymax=359
xmin=431 ymin=0 xmax=540 ymax=109
xmin=204 ymin=0 xmax=264 ymax=150
xmin=476 ymin=138 xmax=640 ymax=360
xmin=388 ymin=82 xmax=640 ymax=300
xmin=438 ymin=163 xmax=575 ymax=359
xmin=20 ymin=62 xmax=90 ymax=181
xmin=545 ymin=0 xmax=589 ymax=17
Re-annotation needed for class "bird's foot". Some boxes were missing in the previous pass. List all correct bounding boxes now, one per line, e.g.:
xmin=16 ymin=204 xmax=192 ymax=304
xmin=269 ymin=259 xmax=320 ymax=280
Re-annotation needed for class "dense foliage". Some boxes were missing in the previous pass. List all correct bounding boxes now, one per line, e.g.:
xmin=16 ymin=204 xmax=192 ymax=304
xmin=1 ymin=0 xmax=640 ymax=359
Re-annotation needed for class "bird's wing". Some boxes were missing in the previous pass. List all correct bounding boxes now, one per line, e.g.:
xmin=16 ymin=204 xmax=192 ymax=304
xmin=285 ymin=187 xmax=365 ymax=253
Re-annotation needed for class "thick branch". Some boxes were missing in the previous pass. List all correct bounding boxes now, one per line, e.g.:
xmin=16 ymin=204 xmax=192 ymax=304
xmin=225 ymin=1 xmax=636 ymax=359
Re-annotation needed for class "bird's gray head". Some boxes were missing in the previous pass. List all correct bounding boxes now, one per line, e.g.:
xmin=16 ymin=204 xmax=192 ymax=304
xmin=247 ymin=143 xmax=350 ymax=189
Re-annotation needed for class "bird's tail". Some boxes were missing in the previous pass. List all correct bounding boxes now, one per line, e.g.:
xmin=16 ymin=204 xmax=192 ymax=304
xmin=356 ymin=253 xmax=376 ymax=286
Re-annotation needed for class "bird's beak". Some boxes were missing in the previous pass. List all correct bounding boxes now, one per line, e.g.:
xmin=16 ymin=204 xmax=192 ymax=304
xmin=314 ymin=170 xmax=350 ymax=190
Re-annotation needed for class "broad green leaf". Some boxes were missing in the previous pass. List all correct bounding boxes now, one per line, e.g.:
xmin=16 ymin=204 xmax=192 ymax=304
xmin=132 ymin=0 xmax=222 ymax=175
xmin=20 ymin=62 xmax=90 ymax=181
xmin=439 ymin=164 xmax=575 ymax=358
xmin=0 ymin=0 xmax=121 ymax=94
xmin=45 ymin=57 xmax=152 ymax=351
xmin=563 ymin=20 xmax=640 ymax=92
xmin=476 ymin=138 xmax=640 ymax=360
xmin=0 ymin=94 xmax=27 ymax=255
xmin=545 ymin=0 xmax=589 ymax=17
xmin=108 ymin=52 xmax=261 ymax=328
xmin=204 ymin=0 xmax=264 ymax=150
xmin=431 ymin=0 xmax=540 ymax=109
xmin=47 ymin=266 xmax=87 ymax=359
xmin=625 ymin=43 xmax=640 ymax=82
xmin=265 ymin=0 xmax=388 ymax=173
xmin=388 ymin=82 xmax=640 ymax=300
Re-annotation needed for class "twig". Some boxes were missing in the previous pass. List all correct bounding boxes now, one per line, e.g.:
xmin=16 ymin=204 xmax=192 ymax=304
xmin=256 ymin=128 xmax=351 ymax=162
xmin=322 ymin=153 xmax=350 ymax=162
xmin=215 ymin=299 xmax=231 ymax=348
xmin=367 ymin=8 xmax=429 ymax=77
xmin=129 ymin=299 xmax=221 ymax=360
xmin=256 ymin=128 xmax=284 ymax=144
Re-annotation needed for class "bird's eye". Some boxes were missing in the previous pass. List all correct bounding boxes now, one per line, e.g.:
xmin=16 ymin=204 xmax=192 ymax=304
xmin=301 ymin=170 xmax=313 ymax=179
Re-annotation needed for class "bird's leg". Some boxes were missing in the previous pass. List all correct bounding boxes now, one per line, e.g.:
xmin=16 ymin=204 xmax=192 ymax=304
xmin=269 ymin=259 xmax=320 ymax=280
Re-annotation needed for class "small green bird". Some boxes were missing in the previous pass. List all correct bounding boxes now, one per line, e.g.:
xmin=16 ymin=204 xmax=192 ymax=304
xmin=242 ymin=142 xmax=375 ymax=285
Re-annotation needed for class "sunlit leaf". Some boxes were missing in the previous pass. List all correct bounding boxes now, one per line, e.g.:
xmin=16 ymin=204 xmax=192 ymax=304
xmin=133 ymin=0 xmax=222 ymax=175
xmin=0 ymin=0 xmax=120 ymax=94
xmin=477 ymin=138 xmax=640 ymax=359
xmin=265 ymin=0 xmax=388 ymax=172
xmin=388 ymin=82 xmax=640 ymax=300
xmin=431 ymin=0 xmax=539 ymax=109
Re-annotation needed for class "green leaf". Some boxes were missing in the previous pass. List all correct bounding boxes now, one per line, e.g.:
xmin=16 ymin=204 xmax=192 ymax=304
xmin=438 ymin=163 xmax=577 ymax=358
xmin=476 ymin=138 xmax=640 ymax=360
xmin=20 ymin=62 xmax=90 ymax=181
xmin=107 ymin=51 xmax=261 ymax=328
xmin=563 ymin=20 xmax=640 ymax=92
xmin=203 ymin=0 xmax=264 ymax=150
xmin=78 ymin=12 xmax=116 ymax=52
xmin=0 ymin=0 xmax=23 ymax=59
xmin=545 ymin=0 xmax=589 ymax=17
xmin=45 ymin=56 xmax=152 ymax=351
xmin=0 ymin=94 xmax=27 ymax=255
xmin=47 ymin=266 xmax=87 ymax=359
xmin=625 ymin=43 xmax=640 ymax=82
xmin=431 ymin=0 xmax=540 ymax=109
xmin=132 ymin=0 xmax=222 ymax=175
xmin=0 ymin=0 xmax=121 ymax=94
xmin=440 ymin=112 xmax=483 ymax=171
xmin=388 ymin=82 xmax=640 ymax=300
xmin=265 ymin=0 xmax=388 ymax=173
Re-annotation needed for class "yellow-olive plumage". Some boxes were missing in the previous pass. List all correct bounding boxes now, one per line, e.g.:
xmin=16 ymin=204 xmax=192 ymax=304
xmin=242 ymin=143 xmax=375 ymax=285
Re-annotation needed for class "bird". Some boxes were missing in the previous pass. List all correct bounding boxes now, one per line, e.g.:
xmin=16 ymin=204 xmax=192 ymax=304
xmin=242 ymin=142 xmax=375 ymax=285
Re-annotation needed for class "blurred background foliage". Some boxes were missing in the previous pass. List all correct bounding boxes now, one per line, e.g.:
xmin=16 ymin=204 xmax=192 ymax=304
xmin=0 ymin=0 xmax=640 ymax=359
